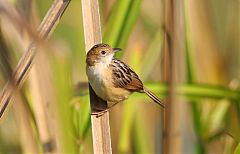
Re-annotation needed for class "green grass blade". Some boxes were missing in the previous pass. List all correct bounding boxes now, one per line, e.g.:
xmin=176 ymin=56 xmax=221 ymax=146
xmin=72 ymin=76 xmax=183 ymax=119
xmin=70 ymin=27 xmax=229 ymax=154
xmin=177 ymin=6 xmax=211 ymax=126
xmin=52 ymin=53 xmax=75 ymax=152
xmin=208 ymin=100 xmax=230 ymax=133
xmin=115 ymin=0 xmax=142 ymax=48
xmin=183 ymin=1 xmax=204 ymax=153
xmin=133 ymin=115 xmax=150 ymax=153
xmin=118 ymin=101 xmax=136 ymax=153
xmin=140 ymin=29 xmax=164 ymax=81
xmin=103 ymin=0 xmax=142 ymax=57
xmin=234 ymin=143 xmax=240 ymax=154
xmin=137 ymin=83 xmax=240 ymax=101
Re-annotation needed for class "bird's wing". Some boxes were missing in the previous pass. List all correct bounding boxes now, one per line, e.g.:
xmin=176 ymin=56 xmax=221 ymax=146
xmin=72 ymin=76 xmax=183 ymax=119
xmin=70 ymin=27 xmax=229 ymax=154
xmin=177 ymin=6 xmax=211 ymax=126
xmin=110 ymin=59 xmax=143 ymax=92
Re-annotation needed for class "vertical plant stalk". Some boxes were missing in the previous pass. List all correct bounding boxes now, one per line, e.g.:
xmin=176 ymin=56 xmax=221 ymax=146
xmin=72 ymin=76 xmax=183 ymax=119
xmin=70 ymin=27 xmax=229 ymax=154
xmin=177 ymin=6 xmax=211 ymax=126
xmin=81 ymin=0 xmax=112 ymax=153
xmin=0 ymin=0 xmax=71 ymax=118
xmin=162 ymin=0 xmax=183 ymax=153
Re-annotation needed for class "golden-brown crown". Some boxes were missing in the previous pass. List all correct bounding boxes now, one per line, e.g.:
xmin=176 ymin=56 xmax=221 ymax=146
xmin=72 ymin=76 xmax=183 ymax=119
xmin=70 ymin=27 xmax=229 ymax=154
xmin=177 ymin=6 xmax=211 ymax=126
xmin=86 ymin=43 xmax=112 ymax=66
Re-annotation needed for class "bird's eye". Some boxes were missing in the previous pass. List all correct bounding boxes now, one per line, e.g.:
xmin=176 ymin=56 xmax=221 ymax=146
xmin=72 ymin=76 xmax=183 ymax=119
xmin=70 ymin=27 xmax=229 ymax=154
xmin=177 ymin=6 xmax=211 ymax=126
xmin=101 ymin=50 xmax=106 ymax=55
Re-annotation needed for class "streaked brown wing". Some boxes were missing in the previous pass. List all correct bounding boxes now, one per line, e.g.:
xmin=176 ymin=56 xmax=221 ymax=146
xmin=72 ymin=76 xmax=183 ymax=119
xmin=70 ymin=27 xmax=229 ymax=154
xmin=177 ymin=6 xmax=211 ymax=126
xmin=110 ymin=59 xmax=143 ymax=92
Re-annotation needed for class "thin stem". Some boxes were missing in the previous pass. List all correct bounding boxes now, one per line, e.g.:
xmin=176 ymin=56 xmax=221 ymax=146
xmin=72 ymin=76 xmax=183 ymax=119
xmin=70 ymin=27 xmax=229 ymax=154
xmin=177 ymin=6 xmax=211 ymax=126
xmin=81 ymin=0 xmax=112 ymax=153
xmin=0 ymin=0 xmax=71 ymax=118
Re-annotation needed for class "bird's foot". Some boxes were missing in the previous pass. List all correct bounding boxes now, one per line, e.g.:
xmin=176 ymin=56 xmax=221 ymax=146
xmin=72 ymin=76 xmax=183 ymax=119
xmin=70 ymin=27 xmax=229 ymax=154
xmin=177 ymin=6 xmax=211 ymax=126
xmin=91 ymin=108 xmax=109 ymax=118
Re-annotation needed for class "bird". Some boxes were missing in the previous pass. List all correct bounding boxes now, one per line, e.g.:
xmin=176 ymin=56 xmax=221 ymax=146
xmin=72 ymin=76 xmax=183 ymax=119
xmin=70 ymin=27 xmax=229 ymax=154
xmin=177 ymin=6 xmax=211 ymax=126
xmin=86 ymin=43 xmax=164 ymax=117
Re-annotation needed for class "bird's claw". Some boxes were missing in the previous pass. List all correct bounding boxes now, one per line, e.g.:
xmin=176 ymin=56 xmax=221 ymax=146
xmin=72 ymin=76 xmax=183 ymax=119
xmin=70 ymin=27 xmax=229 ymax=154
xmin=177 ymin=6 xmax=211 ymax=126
xmin=91 ymin=109 xmax=109 ymax=118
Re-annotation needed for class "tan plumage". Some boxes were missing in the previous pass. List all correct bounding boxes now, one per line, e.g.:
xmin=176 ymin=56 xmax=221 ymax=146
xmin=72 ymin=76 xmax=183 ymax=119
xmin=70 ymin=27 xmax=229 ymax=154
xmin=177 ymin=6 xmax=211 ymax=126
xmin=86 ymin=43 xmax=164 ymax=116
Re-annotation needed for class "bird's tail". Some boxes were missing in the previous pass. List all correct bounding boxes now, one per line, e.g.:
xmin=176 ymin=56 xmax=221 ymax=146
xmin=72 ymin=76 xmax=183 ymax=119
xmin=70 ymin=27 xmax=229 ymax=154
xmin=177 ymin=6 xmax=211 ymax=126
xmin=143 ymin=87 xmax=165 ymax=108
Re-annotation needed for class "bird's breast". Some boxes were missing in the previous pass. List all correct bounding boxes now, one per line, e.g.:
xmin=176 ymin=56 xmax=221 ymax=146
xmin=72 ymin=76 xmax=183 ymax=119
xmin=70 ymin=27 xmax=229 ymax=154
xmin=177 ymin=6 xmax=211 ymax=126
xmin=86 ymin=64 xmax=112 ymax=99
xmin=86 ymin=63 xmax=130 ymax=103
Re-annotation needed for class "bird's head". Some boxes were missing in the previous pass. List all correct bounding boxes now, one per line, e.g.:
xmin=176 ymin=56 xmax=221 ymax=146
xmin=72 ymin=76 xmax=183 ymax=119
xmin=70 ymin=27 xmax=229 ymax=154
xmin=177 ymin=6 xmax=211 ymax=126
xmin=86 ymin=43 xmax=121 ymax=66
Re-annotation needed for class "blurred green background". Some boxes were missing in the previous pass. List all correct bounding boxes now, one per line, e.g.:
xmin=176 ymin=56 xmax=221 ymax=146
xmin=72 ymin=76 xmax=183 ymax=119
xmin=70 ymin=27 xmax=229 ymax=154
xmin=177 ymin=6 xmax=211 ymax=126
xmin=0 ymin=0 xmax=239 ymax=153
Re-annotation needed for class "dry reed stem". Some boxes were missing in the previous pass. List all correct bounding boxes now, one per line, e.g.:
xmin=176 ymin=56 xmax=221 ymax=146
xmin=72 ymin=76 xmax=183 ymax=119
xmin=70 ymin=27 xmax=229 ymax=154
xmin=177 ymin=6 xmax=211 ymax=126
xmin=9 ymin=1 xmax=55 ymax=152
xmin=162 ymin=0 xmax=182 ymax=153
xmin=81 ymin=0 xmax=112 ymax=153
xmin=0 ymin=0 xmax=71 ymax=118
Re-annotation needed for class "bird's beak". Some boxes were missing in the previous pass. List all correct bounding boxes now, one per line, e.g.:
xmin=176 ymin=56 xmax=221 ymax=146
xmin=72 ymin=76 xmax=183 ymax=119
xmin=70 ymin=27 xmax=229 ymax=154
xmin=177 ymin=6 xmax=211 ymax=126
xmin=112 ymin=48 xmax=122 ymax=53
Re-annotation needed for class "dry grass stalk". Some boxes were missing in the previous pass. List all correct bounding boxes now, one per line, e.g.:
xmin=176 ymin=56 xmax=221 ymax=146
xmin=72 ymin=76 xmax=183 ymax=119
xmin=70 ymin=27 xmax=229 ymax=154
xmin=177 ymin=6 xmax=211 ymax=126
xmin=81 ymin=0 xmax=112 ymax=153
xmin=0 ymin=0 xmax=71 ymax=118
xmin=162 ymin=0 xmax=183 ymax=153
